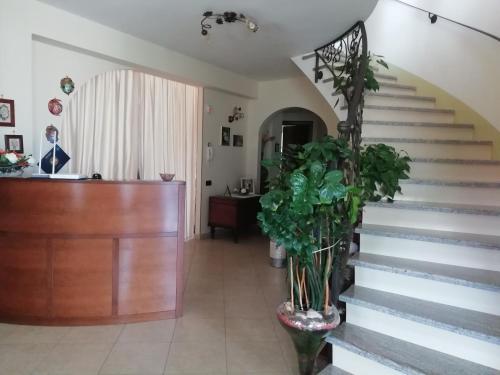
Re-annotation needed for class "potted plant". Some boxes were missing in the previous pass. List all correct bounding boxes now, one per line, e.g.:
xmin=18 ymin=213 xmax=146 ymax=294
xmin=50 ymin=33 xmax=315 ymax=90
xmin=0 ymin=150 xmax=33 ymax=176
xmin=258 ymin=137 xmax=410 ymax=374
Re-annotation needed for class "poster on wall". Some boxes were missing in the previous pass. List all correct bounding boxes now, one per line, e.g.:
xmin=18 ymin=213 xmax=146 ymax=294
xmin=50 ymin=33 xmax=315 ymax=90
xmin=0 ymin=99 xmax=15 ymax=127
xmin=221 ymin=126 xmax=231 ymax=146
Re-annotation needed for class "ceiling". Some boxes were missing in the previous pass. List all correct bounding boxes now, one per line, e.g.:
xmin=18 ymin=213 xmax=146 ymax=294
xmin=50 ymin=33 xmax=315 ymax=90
xmin=38 ymin=0 xmax=378 ymax=81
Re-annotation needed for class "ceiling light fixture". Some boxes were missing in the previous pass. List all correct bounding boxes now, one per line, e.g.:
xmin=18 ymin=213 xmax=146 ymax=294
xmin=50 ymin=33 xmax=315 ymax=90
xmin=201 ymin=11 xmax=259 ymax=36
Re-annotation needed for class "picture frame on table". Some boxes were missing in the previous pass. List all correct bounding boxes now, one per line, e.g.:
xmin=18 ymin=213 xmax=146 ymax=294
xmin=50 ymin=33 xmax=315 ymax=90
xmin=240 ymin=177 xmax=255 ymax=194
xmin=0 ymin=99 xmax=15 ymax=127
xmin=4 ymin=134 xmax=23 ymax=153
xmin=221 ymin=126 xmax=231 ymax=146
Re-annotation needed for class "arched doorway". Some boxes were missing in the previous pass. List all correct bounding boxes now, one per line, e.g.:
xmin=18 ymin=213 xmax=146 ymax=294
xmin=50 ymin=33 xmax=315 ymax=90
xmin=258 ymin=107 xmax=328 ymax=194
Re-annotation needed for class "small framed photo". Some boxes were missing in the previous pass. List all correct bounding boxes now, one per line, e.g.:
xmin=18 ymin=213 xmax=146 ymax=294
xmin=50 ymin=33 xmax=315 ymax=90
xmin=233 ymin=134 xmax=243 ymax=147
xmin=4 ymin=134 xmax=24 ymax=153
xmin=221 ymin=126 xmax=231 ymax=146
xmin=240 ymin=177 xmax=255 ymax=194
xmin=0 ymin=99 xmax=15 ymax=127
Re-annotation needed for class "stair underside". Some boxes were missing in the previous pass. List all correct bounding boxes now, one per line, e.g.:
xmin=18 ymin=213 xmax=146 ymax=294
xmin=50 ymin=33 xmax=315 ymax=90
xmin=400 ymin=178 xmax=500 ymax=188
xmin=363 ymin=137 xmax=492 ymax=145
xmin=356 ymin=224 xmax=500 ymax=251
xmin=341 ymin=285 xmax=500 ymax=344
xmin=327 ymin=323 xmax=498 ymax=375
xmin=349 ymin=253 xmax=500 ymax=292
xmin=318 ymin=365 xmax=353 ymax=375
xmin=411 ymin=157 xmax=500 ymax=165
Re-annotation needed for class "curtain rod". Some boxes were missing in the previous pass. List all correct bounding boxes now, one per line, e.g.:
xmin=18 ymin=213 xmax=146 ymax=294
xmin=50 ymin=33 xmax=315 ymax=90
xmin=392 ymin=0 xmax=500 ymax=43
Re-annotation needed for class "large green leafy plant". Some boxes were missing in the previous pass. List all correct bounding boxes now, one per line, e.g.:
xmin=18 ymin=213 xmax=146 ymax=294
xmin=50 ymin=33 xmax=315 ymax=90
xmin=258 ymin=136 xmax=410 ymax=313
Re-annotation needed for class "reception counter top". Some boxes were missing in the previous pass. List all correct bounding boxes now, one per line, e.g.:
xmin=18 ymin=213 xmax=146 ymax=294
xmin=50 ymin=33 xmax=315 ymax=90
xmin=0 ymin=178 xmax=185 ymax=325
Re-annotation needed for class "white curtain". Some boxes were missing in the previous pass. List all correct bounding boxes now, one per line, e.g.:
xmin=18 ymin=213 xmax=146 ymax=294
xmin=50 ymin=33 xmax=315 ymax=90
xmin=62 ymin=70 xmax=201 ymax=239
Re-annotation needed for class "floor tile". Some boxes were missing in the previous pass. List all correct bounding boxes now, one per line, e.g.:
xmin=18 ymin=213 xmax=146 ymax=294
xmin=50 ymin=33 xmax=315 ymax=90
xmin=225 ymin=295 xmax=269 ymax=319
xmin=118 ymin=320 xmax=175 ymax=343
xmin=226 ymin=318 xmax=278 ymax=341
xmin=226 ymin=340 xmax=288 ymax=373
xmin=33 ymin=342 xmax=113 ymax=375
xmin=165 ymin=340 xmax=226 ymax=374
xmin=183 ymin=293 xmax=225 ymax=319
xmin=61 ymin=325 xmax=124 ymax=343
xmin=0 ymin=343 xmax=54 ymax=375
xmin=100 ymin=341 xmax=170 ymax=375
xmin=0 ymin=325 xmax=70 ymax=344
xmin=173 ymin=316 xmax=225 ymax=342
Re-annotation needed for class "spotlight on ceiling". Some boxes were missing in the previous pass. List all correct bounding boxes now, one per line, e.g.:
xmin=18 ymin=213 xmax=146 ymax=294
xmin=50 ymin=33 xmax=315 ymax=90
xmin=428 ymin=13 xmax=438 ymax=24
xmin=201 ymin=11 xmax=259 ymax=36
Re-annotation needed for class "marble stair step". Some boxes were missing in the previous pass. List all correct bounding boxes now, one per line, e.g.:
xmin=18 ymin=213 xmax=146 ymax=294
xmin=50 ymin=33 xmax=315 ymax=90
xmin=363 ymin=94 xmax=436 ymax=108
xmin=341 ymin=285 xmax=500 ymax=345
xmin=318 ymin=364 xmax=353 ymax=375
xmin=362 ymin=138 xmax=492 ymax=159
xmin=357 ymin=224 xmax=500 ymax=271
xmin=349 ymin=252 xmax=500 ymax=293
xmin=363 ymin=201 xmax=500 ymax=236
xmin=323 ymin=71 xmax=396 ymax=84
xmin=362 ymin=121 xmax=473 ymax=140
xmin=396 ymin=179 xmax=500 ymax=207
xmin=350 ymin=105 xmax=455 ymax=123
xmin=356 ymin=224 xmax=500 ymax=251
xmin=409 ymin=158 xmax=500 ymax=182
xmin=326 ymin=323 xmax=498 ymax=375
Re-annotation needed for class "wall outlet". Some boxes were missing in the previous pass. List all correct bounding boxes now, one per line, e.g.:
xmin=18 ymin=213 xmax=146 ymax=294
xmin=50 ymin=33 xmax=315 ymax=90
xmin=205 ymin=180 xmax=212 ymax=186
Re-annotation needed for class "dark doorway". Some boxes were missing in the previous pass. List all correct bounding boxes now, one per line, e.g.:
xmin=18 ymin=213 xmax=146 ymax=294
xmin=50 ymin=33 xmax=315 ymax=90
xmin=281 ymin=121 xmax=313 ymax=151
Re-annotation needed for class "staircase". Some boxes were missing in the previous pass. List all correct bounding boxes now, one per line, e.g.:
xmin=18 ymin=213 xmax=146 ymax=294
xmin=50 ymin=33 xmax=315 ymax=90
xmin=293 ymin=53 xmax=500 ymax=374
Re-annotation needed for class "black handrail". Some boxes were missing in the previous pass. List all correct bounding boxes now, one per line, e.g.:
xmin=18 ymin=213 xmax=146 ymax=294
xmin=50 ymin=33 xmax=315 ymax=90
xmin=393 ymin=0 xmax=500 ymax=43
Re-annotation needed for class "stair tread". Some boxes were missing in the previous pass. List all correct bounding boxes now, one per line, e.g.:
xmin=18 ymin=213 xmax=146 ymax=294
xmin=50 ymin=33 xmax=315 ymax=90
xmin=365 ymin=93 xmax=435 ymax=101
xmin=341 ymin=285 xmax=500 ymax=344
xmin=400 ymin=178 xmax=500 ymax=188
xmin=411 ymin=157 xmax=500 ymax=165
xmin=326 ymin=323 xmax=498 ymax=375
xmin=364 ymin=120 xmax=472 ymax=129
xmin=362 ymin=105 xmax=454 ymax=113
xmin=366 ymin=200 xmax=500 ymax=217
xmin=356 ymin=223 xmax=500 ymax=250
xmin=374 ymin=72 xmax=397 ymax=81
xmin=363 ymin=137 xmax=492 ymax=145
xmin=379 ymin=82 xmax=416 ymax=90
xmin=318 ymin=364 xmax=353 ymax=375
xmin=349 ymin=253 xmax=500 ymax=292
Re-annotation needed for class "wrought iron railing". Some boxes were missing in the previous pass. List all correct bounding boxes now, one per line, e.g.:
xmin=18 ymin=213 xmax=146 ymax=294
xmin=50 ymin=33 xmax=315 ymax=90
xmin=314 ymin=21 xmax=368 ymax=186
xmin=313 ymin=21 xmax=368 ymax=305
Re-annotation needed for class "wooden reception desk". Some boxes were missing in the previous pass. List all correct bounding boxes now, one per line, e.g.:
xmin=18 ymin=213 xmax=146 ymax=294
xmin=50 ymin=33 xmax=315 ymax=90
xmin=0 ymin=178 xmax=185 ymax=325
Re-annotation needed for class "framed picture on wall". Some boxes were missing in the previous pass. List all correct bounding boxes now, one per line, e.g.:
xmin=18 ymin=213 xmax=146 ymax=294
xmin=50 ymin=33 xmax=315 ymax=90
xmin=0 ymin=99 xmax=15 ymax=127
xmin=233 ymin=134 xmax=243 ymax=147
xmin=4 ymin=134 xmax=24 ymax=153
xmin=221 ymin=126 xmax=231 ymax=146
xmin=240 ymin=177 xmax=255 ymax=194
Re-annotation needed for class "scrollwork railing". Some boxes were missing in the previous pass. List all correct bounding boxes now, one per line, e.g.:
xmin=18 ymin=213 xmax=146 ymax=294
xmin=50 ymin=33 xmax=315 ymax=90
xmin=314 ymin=21 xmax=368 ymax=186
xmin=313 ymin=21 xmax=368 ymax=306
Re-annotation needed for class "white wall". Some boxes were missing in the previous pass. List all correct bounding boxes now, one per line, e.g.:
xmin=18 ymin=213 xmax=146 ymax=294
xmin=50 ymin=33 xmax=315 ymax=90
xmin=201 ymin=88 xmax=250 ymax=234
xmin=245 ymin=75 xmax=339 ymax=187
xmin=366 ymin=0 xmax=500 ymax=133
xmin=0 ymin=0 xmax=258 ymax=156
xmin=32 ymin=39 xmax=126 ymax=167
xmin=399 ymin=0 xmax=500 ymax=36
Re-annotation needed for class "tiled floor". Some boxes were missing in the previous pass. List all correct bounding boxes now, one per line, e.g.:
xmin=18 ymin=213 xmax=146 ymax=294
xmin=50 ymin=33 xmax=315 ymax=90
xmin=0 ymin=234 xmax=302 ymax=375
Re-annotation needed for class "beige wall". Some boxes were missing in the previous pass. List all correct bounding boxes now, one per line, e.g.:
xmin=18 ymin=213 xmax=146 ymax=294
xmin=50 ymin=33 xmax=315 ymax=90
xmin=366 ymin=0 xmax=500 ymax=139
xmin=388 ymin=64 xmax=500 ymax=160
xmin=201 ymin=89 xmax=251 ymax=234
xmin=245 ymin=76 xmax=339 ymax=186
xmin=0 ymin=0 xmax=257 ymax=155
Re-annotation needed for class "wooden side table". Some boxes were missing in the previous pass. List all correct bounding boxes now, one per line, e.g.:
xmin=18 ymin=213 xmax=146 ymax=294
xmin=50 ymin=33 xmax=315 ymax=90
xmin=208 ymin=194 xmax=261 ymax=242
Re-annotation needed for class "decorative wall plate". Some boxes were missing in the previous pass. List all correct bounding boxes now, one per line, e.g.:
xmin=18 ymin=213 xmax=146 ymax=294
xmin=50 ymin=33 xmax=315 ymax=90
xmin=60 ymin=76 xmax=75 ymax=95
xmin=48 ymin=98 xmax=63 ymax=116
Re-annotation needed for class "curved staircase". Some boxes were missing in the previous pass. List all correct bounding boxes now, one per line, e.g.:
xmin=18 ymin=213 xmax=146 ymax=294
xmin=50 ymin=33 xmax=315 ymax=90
xmin=293 ymin=54 xmax=500 ymax=374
